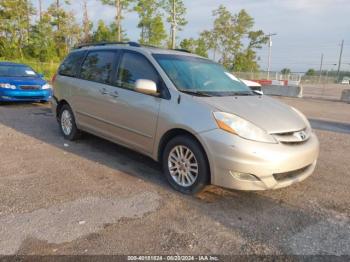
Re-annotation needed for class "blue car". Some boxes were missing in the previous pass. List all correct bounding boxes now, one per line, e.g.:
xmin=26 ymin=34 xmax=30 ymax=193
xmin=0 ymin=62 xmax=52 ymax=103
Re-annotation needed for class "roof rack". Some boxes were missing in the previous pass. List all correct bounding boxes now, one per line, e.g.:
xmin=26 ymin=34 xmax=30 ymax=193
xmin=174 ymin=48 xmax=191 ymax=53
xmin=75 ymin=41 xmax=141 ymax=49
xmin=74 ymin=41 xmax=192 ymax=54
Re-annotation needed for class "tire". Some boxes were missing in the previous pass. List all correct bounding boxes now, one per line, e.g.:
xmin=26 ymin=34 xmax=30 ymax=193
xmin=58 ymin=104 xmax=81 ymax=141
xmin=162 ymin=135 xmax=209 ymax=194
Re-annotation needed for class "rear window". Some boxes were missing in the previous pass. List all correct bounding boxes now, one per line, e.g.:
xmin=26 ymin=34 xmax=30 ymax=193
xmin=58 ymin=51 xmax=86 ymax=77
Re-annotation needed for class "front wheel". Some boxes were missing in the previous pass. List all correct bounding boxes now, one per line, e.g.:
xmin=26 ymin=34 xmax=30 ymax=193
xmin=162 ymin=136 xmax=209 ymax=194
xmin=59 ymin=104 xmax=81 ymax=141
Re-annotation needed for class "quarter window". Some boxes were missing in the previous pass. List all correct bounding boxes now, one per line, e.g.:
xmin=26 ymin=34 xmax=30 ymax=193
xmin=116 ymin=52 xmax=159 ymax=90
xmin=80 ymin=51 xmax=115 ymax=84
xmin=58 ymin=51 xmax=86 ymax=77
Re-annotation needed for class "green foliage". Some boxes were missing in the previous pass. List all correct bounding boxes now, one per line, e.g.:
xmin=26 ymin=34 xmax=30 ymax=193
xmin=0 ymin=0 xmax=35 ymax=58
xmin=0 ymin=0 xmax=267 ymax=78
xmin=179 ymin=38 xmax=208 ymax=57
xmin=305 ymin=68 xmax=316 ymax=76
xmin=161 ymin=0 xmax=187 ymax=47
xmin=200 ymin=6 xmax=268 ymax=71
xmin=161 ymin=0 xmax=187 ymax=29
xmin=281 ymin=68 xmax=291 ymax=75
xmin=134 ymin=0 xmax=167 ymax=46
xmin=92 ymin=20 xmax=114 ymax=42
xmin=100 ymin=0 xmax=135 ymax=41
xmin=25 ymin=13 xmax=58 ymax=62
xmin=47 ymin=1 xmax=81 ymax=58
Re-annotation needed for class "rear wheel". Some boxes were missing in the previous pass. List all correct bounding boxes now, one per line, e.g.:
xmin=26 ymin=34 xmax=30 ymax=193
xmin=162 ymin=136 xmax=209 ymax=194
xmin=59 ymin=104 xmax=81 ymax=140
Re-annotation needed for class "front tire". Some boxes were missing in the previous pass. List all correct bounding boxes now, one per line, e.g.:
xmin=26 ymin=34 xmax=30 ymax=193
xmin=59 ymin=104 xmax=81 ymax=141
xmin=162 ymin=136 xmax=209 ymax=194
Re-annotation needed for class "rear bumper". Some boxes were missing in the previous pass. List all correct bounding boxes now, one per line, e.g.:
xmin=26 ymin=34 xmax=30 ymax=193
xmin=0 ymin=88 xmax=52 ymax=102
xmin=200 ymin=129 xmax=320 ymax=191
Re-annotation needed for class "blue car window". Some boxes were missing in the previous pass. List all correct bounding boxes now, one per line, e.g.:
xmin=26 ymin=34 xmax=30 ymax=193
xmin=0 ymin=65 xmax=37 ymax=77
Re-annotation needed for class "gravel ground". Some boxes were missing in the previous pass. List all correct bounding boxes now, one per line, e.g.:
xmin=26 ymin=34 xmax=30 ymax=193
xmin=0 ymin=97 xmax=349 ymax=255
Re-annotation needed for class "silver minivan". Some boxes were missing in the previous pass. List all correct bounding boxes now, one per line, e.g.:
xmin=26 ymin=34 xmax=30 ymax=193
xmin=52 ymin=42 xmax=319 ymax=194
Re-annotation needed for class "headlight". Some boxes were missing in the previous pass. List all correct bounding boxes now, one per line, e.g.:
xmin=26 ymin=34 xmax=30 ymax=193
xmin=0 ymin=83 xmax=16 ymax=89
xmin=213 ymin=112 xmax=277 ymax=143
xmin=42 ymin=84 xmax=52 ymax=89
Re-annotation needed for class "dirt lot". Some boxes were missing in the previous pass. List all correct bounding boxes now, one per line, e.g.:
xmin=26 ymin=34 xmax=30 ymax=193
xmin=0 ymin=97 xmax=349 ymax=255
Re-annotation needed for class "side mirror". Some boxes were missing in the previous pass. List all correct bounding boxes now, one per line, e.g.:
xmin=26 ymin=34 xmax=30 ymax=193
xmin=135 ymin=79 xmax=158 ymax=95
xmin=38 ymin=73 xmax=44 ymax=78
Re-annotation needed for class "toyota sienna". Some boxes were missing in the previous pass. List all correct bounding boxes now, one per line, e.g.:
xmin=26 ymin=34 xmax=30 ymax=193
xmin=52 ymin=42 xmax=319 ymax=194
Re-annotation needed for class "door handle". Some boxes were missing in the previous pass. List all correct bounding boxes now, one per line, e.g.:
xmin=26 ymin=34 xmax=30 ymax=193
xmin=109 ymin=91 xmax=119 ymax=98
xmin=99 ymin=88 xmax=108 ymax=95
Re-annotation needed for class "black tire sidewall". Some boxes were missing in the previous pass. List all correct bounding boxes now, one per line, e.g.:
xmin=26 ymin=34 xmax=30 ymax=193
xmin=59 ymin=104 xmax=79 ymax=141
xmin=162 ymin=136 xmax=209 ymax=194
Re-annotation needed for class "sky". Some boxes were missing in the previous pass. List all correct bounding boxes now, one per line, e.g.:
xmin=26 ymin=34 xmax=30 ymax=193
xmin=35 ymin=0 xmax=350 ymax=72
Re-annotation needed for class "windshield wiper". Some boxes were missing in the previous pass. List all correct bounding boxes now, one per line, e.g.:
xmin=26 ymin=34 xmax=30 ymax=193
xmin=178 ymin=89 xmax=212 ymax=97
xmin=229 ymin=91 xmax=253 ymax=96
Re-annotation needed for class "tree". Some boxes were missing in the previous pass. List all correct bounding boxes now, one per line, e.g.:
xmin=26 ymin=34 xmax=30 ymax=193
xmin=161 ymin=0 xmax=187 ymax=48
xmin=180 ymin=38 xmax=208 ymax=57
xmin=134 ymin=0 xmax=167 ymax=46
xmin=281 ymin=68 xmax=291 ymax=75
xmin=26 ymin=12 xmax=58 ymax=61
xmin=81 ymin=0 xmax=93 ymax=43
xmin=200 ymin=6 xmax=267 ymax=71
xmin=100 ymin=0 xmax=134 ymax=42
xmin=92 ymin=20 xmax=114 ymax=42
xmin=233 ymin=30 xmax=268 ymax=71
xmin=305 ymin=69 xmax=316 ymax=76
xmin=0 ymin=0 xmax=35 ymax=58
xmin=47 ymin=1 xmax=80 ymax=58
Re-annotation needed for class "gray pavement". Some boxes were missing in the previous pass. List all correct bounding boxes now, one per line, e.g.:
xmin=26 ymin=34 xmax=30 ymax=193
xmin=0 ymin=97 xmax=349 ymax=255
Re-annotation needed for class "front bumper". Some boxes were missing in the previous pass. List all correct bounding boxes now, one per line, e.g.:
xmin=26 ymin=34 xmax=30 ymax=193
xmin=200 ymin=129 xmax=319 ymax=191
xmin=0 ymin=88 xmax=52 ymax=102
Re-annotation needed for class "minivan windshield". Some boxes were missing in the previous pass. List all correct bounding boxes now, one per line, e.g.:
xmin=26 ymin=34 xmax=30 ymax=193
xmin=0 ymin=65 xmax=38 ymax=77
xmin=153 ymin=54 xmax=252 ymax=96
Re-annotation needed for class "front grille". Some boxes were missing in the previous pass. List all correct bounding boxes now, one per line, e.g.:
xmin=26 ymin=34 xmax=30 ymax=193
xmin=13 ymin=96 xmax=45 ymax=100
xmin=19 ymin=85 xmax=41 ymax=90
xmin=272 ymin=128 xmax=310 ymax=144
xmin=273 ymin=165 xmax=311 ymax=181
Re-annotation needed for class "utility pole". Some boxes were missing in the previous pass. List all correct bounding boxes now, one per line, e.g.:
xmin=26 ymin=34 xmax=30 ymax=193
xmin=318 ymin=53 xmax=324 ymax=83
xmin=336 ymin=40 xmax=344 ymax=83
xmin=171 ymin=0 xmax=177 ymax=49
xmin=38 ymin=0 xmax=42 ymax=21
xmin=267 ymin=33 xmax=277 ymax=80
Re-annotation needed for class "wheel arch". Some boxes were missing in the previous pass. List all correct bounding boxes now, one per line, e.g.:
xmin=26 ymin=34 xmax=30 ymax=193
xmin=157 ymin=128 xmax=211 ymax=183
xmin=56 ymin=99 xmax=69 ymax=119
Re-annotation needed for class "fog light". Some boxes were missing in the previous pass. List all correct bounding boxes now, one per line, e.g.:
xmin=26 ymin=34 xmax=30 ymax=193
xmin=229 ymin=171 xmax=260 ymax=181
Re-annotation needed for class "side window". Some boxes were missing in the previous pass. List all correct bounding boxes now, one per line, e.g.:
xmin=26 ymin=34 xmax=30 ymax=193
xmin=80 ymin=51 xmax=115 ymax=84
xmin=58 ymin=51 xmax=86 ymax=77
xmin=116 ymin=52 xmax=159 ymax=91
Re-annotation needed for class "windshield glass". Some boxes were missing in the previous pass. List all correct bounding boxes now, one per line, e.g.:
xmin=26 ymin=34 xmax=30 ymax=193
xmin=153 ymin=54 xmax=252 ymax=96
xmin=0 ymin=65 xmax=37 ymax=77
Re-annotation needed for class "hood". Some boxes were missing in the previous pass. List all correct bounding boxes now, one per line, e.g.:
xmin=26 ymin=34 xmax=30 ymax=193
xmin=197 ymin=95 xmax=306 ymax=134
xmin=0 ymin=76 xmax=46 ymax=87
